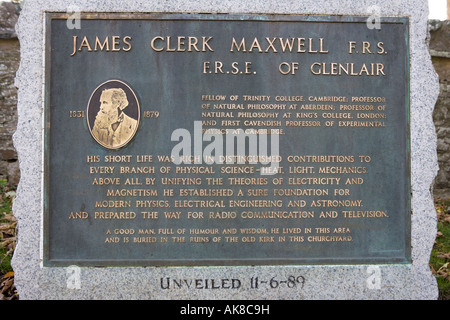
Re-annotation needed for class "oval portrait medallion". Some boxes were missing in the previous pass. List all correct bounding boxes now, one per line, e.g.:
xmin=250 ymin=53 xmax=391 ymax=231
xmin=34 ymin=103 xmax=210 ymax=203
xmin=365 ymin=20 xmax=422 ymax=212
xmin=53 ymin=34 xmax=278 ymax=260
xmin=87 ymin=80 xmax=140 ymax=149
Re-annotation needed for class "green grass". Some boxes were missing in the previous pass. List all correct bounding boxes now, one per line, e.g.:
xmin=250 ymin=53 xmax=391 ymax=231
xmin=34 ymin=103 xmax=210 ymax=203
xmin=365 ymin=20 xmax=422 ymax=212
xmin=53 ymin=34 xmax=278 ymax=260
xmin=0 ymin=180 xmax=13 ymax=214
xmin=430 ymin=198 xmax=450 ymax=300
xmin=0 ymin=248 xmax=12 ymax=275
xmin=0 ymin=179 xmax=16 ymax=276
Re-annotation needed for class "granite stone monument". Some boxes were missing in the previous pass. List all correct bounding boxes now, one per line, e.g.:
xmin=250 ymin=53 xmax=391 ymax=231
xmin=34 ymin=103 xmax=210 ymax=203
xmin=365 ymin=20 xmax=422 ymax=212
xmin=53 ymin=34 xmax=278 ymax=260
xmin=12 ymin=0 xmax=439 ymax=300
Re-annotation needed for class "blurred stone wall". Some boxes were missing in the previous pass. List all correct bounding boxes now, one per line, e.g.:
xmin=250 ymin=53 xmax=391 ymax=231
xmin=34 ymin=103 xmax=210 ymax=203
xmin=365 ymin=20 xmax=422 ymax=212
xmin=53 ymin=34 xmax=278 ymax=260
xmin=0 ymin=2 xmax=20 ymax=186
xmin=430 ymin=20 xmax=450 ymax=199
xmin=0 ymin=2 xmax=448 ymax=198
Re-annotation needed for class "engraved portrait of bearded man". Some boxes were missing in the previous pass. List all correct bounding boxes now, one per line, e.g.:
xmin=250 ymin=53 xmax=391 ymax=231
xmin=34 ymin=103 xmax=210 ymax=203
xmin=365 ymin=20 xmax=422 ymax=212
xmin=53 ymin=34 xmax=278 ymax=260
xmin=91 ymin=87 xmax=138 ymax=149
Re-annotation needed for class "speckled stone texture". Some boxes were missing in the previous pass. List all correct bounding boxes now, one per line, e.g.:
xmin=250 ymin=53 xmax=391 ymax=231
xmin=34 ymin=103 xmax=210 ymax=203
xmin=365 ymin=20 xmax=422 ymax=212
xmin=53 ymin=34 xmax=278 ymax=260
xmin=12 ymin=0 xmax=439 ymax=299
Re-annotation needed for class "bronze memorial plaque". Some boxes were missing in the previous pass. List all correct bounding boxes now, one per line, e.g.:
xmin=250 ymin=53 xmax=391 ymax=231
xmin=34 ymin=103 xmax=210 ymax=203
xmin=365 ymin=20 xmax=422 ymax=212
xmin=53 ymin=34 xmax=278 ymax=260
xmin=43 ymin=13 xmax=410 ymax=266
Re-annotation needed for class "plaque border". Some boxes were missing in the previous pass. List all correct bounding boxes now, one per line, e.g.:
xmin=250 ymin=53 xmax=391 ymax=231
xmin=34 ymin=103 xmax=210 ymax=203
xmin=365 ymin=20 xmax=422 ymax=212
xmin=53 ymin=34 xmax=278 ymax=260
xmin=42 ymin=12 xmax=411 ymax=267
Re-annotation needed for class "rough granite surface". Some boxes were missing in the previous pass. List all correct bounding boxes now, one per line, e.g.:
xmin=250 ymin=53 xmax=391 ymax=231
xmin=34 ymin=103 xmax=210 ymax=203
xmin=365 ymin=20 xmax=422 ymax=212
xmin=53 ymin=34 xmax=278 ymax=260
xmin=12 ymin=0 xmax=440 ymax=299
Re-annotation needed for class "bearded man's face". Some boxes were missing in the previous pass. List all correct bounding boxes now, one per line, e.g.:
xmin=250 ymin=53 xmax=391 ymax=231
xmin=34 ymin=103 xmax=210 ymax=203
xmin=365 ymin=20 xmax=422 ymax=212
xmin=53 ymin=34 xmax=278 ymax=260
xmin=94 ymin=91 xmax=119 ymax=129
